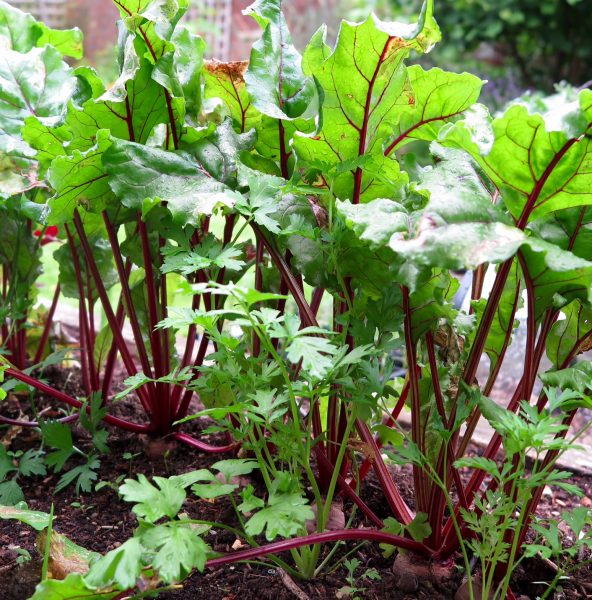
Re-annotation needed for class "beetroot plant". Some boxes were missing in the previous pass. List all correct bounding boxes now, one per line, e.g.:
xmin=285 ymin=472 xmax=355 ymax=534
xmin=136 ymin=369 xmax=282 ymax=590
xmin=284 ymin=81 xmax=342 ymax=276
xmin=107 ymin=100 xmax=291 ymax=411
xmin=1 ymin=0 xmax=592 ymax=596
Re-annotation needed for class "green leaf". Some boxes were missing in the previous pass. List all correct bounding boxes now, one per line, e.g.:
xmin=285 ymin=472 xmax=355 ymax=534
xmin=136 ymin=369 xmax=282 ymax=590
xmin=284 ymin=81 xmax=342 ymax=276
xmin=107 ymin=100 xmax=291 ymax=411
xmin=0 ymin=45 xmax=77 ymax=161
xmin=384 ymin=66 xmax=484 ymax=152
xmin=520 ymin=237 xmax=592 ymax=320
xmin=0 ymin=444 xmax=15 ymax=480
xmin=294 ymin=3 xmax=440 ymax=202
xmin=85 ymin=537 xmax=143 ymax=590
xmin=103 ymin=138 xmax=240 ymax=225
xmin=245 ymin=491 xmax=314 ymax=541
xmin=28 ymin=572 xmax=118 ymax=600
xmin=47 ymin=129 xmax=113 ymax=224
xmin=119 ymin=474 xmax=185 ymax=522
xmin=0 ymin=479 xmax=24 ymax=505
xmin=540 ymin=362 xmax=592 ymax=394
xmin=55 ymin=456 xmax=100 ymax=495
xmin=204 ymin=60 xmax=259 ymax=133
xmin=0 ymin=501 xmax=50 ymax=530
xmin=442 ymin=92 xmax=592 ymax=224
xmin=286 ymin=335 xmax=338 ymax=380
xmin=40 ymin=420 xmax=74 ymax=471
xmin=211 ymin=459 xmax=259 ymax=483
xmin=244 ymin=0 xmax=318 ymax=121
xmin=546 ymin=300 xmax=592 ymax=368
xmin=0 ymin=0 xmax=83 ymax=58
xmin=140 ymin=521 xmax=210 ymax=581
xmin=18 ymin=449 xmax=46 ymax=477
xmin=407 ymin=511 xmax=431 ymax=542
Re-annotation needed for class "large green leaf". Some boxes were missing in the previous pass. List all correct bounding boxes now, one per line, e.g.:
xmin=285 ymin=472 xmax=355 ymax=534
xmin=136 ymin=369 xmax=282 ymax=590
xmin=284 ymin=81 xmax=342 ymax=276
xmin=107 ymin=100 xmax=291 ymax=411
xmin=546 ymin=300 xmax=592 ymax=369
xmin=103 ymin=138 xmax=240 ymax=224
xmin=294 ymin=2 xmax=440 ymax=202
xmin=0 ymin=0 xmax=83 ymax=58
xmin=337 ymin=148 xmax=526 ymax=286
xmin=244 ymin=0 xmax=318 ymax=121
xmin=0 ymin=502 xmax=50 ymax=530
xmin=442 ymin=90 xmax=592 ymax=224
xmin=84 ymin=538 xmax=143 ymax=590
xmin=0 ymin=45 xmax=77 ymax=161
xmin=29 ymin=573 xmax=118 ymax=600
xmin=384 ymin=66 xmax=484 ymax=153
xmin=204 ymin=60 xmax=260 ymax=134
xmin=47 ymin=130 xmax=113 ymax=224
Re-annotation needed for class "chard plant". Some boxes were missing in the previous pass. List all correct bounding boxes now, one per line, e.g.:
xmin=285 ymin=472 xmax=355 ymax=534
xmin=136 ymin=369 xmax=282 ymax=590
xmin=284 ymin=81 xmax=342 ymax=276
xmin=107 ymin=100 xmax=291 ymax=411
xmin=1 ymin=0 xmax=592 ymax=596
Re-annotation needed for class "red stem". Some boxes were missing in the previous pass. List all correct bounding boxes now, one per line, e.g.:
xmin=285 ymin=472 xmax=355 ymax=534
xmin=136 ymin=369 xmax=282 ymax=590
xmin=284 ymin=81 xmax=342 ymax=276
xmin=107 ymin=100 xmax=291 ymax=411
xmin=5 ymin=367 xmax=150 ymax=433
xmin=33 ymin=284 xmax=61 ymax=365
xmin=72 ymin=210 xmax=153 ymax=416
xmin=206 ymin=528 xmax=430 ymax=569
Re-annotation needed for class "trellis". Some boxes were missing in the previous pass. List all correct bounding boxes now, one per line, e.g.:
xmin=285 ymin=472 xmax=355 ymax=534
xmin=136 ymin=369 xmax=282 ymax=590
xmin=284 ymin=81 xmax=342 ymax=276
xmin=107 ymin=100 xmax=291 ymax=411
xmin=186 ymin=0 xmax=232 ymax=60
xmin=7 ymin=0 xmax=68 ymax=28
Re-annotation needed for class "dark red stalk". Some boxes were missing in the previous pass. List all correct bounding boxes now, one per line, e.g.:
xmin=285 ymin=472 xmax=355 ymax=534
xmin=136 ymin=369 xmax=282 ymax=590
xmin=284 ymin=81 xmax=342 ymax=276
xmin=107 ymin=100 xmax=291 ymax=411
xmin=102 ymin=213 xmax=155 ymax=386
xmin=313 ymin=444 xmax=384 ymax=528
xmin=252 ymin=223 xmax=319 ymax=329
xmin=171 ymin=431 xmax=236 ymax=453
xmin=205 ymin=528 xmax=430 ymax=569
xmin=438 ymin=311 xmax=556 ymax=556
xmin=5 ymin=367 xmax=150 ymax=433
xmin=138 ymin=216 xmax=170 ymax=432
xmin=33 ymin=284 xmax=61 ymax=365
xmin=72 ymin=210 xmax=153 ymax=416
xmin=401 ymin=285 xmax=429 ymax=513
xmin=356 ymin=379 xmax=410 ymax=483
xmin=65 ymin=225 xmax=93 ymax=396
xmin=101 ymin=294 xmax=126 ymax=401
xmin=278 ymin=121 xmax=290 ymax=179
xmin=0 ymin=413 xmax=79 ymax=428
xmin=356 ymin=420 xmax=414 ymax=525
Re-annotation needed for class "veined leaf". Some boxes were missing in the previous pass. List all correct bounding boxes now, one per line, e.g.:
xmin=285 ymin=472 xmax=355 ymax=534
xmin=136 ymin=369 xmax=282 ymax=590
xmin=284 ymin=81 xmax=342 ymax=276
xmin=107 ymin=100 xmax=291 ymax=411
xmin=294 ymin=2 xmax=440 ymax=202
xmin=103 ymin=138 xmax=240 ymax=224
xmin=204 ymin=60 xmax=260 ymax=133
xmin=0 ymin=45 xmax=77 ymax=161
xmin=0 ymin=0 xmax=83 ymax=58
xmin=140 ymin=521 xmax=210 ymax=582
xmin=244 ymin=0 xmax=318 ymax=121
xmin=546 ymin=300 xmax=592 ymax=369
xmin=47 ymin=129 xmax=113 ymax=224
xmin=384 ymin=66 xmax=484 ymax=153
xmin=442 ymin=91 xmax=592 ymax=224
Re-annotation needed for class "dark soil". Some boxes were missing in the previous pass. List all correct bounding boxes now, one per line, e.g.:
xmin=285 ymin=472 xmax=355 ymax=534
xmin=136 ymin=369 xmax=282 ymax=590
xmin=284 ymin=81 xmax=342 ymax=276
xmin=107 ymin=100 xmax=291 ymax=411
xmin=1 ymin=367 xmax=592 ymax=599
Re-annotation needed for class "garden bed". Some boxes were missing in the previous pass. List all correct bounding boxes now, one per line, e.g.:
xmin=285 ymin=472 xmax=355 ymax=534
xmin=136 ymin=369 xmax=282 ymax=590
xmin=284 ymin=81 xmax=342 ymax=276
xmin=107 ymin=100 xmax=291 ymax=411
xmin=1 ymin=370 xmax=591 ymax=599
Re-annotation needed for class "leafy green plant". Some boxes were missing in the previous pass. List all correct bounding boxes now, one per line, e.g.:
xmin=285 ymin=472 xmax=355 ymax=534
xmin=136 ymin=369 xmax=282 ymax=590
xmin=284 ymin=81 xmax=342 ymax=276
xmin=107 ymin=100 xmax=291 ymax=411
xmin=1 ymin=0 xmax=592 ymax=597
xmin=336 ymin=558 xmax=381 ymax=599
xmin=0 ymin=444 xmax=46 ymax=504
xmin=39 ymin=393 xmax=109 ymax=494
xmin=451 ymin=388 xmax=591 ymax=599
